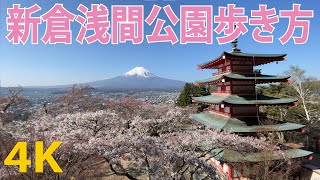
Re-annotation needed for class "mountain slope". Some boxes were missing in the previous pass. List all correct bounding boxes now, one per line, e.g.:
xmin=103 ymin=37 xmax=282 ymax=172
xmin=87 ymin=67 xmax=185 ymax=90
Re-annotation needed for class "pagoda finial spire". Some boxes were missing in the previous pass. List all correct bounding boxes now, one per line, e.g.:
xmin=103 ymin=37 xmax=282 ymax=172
xmin=230 ymin=3 xmax=241 ymax=53
xmin=231 ymin=22 xmax=241 ymax=53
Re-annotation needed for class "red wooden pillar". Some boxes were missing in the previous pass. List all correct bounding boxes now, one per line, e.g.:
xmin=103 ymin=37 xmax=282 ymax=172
xmin=222 ymin=66 xmax=226 ymax=73
xmin=221 ymin=84 xmax=226 ymax=93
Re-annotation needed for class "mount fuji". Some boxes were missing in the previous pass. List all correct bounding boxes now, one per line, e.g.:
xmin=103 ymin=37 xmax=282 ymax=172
xmin=87 ymin=67 xmax=186 ymax=90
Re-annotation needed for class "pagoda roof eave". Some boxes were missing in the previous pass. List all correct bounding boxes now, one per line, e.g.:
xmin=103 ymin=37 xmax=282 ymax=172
xmin=195 ymin=75 xmax=223 ymax=84
xmin=195 ymin=73 xmax=290 ymax=84
xmin=225 ymin=51 xmax=287 ymax=58
xmin=197 ymin=52 xmax=287 ymax=69
xmin=197 ymin=52 xmax=225 ymax=69
xmin=192 ymin=112 xmax=305 ymax=133
xmin=192 ymin=94 xmax=297 ymax=105
xmin=210 ymin=148 xmax=313 ymax=163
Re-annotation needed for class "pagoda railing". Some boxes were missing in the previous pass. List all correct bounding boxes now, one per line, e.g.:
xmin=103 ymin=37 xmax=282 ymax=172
xmin=211 ymin=109 xmax=267 ymax=118
xmin=211 ymin=90 xmax=256 ymax=94
xmin=211 ymin=90 xmax=231 ymax=94
xmin=212 ymin=69 xmax=231 ymax=76
xmin=212 ymin=69 xmax=266 ymax=76
xmin=211 ymin=110 xmax=231 ymax=117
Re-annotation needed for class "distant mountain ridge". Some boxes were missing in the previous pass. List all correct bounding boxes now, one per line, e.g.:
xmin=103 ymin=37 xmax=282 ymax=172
xmin=87 ymin=67 xmax=185 ymax=90
xmin=1 ymin=67 xmax=186 ymax=91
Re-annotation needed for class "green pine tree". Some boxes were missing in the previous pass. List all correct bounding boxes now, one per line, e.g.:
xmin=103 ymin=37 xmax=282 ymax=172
xmin=176 ymin=83 xmax=193 ymax=107
xmin=176 ymin=83 xmax=210 ymax=108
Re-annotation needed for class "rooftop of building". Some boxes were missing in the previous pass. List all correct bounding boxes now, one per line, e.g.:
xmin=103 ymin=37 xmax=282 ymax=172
xmin=197 ymin=40 xmax=287 ymax=69
xmin=192 ymin=112 xmax=304 ymax=133
xmin=192 ymin=94 xmax=296 ymax=105
xmin=195 ymin=73 xmax=290 ymax=84
xmin=210 ymin=148 xmax=313 ymax=162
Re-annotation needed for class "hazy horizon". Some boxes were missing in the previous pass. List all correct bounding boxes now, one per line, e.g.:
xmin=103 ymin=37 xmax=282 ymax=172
xmin=1 ymin=66 xmax=190 ymax=88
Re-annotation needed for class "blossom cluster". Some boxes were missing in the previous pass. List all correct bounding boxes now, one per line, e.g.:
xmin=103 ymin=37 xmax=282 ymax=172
xmin=1 ymin=91 xmax=289 ymax=179
xmin=6 ymin=3 xmax=313 ymax=45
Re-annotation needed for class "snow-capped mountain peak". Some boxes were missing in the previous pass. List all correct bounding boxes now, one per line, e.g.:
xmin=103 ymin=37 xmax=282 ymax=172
xmin=87 ymin=66 xmax=185 ymax=89
xmin=124 ymin=67 xmax=156 ymax=78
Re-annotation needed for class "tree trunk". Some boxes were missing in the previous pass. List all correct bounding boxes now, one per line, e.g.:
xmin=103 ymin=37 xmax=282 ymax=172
xmin=0 ymin=118 xmax=3 ymax=129
xmin=302 ymin=98 xmax=311 ymax=148
xmin=104 ymin=158 xmax=137 ymax=180
xmin=145 ymin=156 xmax=152 ymax=180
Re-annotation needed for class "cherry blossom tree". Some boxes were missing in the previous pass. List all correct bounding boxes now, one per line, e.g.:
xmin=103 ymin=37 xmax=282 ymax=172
xmin=0 ymin=88 xmax=303 ymax=179
xmin=55 ymin=85 xmax=104 ymax=114
xmin=4 ymin=101 xmax=279 ymax=180
xmin=0 ymin=87 xmax=29 ymax=127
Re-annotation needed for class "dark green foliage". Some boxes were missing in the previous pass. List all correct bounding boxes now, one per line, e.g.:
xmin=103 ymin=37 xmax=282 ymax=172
xmin=196 ymin=104 xmax=209 ymax=113
xmin=176 ymin=83 xmax=210 ymax=108
xmin=258 ymin=83 xmax=292 ymax=98
xmin=176 ymin=83 xmax=193 ymax=107
xmin=258 ymin=83 xmax=298 ymax=121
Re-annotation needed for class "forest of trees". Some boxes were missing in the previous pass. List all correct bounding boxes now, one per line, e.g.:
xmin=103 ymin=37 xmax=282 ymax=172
xmin=0 ymin=66 xmax=319 ymax=180
xmin=260 ymin=66 xmax=320 ymax=148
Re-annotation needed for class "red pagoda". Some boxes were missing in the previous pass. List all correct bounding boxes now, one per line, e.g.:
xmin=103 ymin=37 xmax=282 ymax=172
xmin=192 ymin=40 xmax=313 ymax=179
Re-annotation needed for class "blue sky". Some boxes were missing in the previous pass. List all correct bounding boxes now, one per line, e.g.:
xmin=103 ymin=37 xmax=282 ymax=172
xmin=0 ymin=0 xmax=319 ymax=87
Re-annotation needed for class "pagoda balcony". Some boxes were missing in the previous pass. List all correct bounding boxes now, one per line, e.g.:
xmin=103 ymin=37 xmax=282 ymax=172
xmin=212 ymin=69 xmax=231 ymax=76
xmin=211 ymin=90 xmax=231 ymax=94
xmin=211 ymin=110 xmax=231 ymax=117
xmin=211 ymin=90 xmax=256 ymax=94
xmin=230 ymin=69 xmax=264 ymax=74
xmin=211 ymin=109 xmax=268 ymax=117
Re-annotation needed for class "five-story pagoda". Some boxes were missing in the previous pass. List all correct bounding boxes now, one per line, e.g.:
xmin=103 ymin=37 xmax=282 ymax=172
xmin=191 ymin=40 xmax=313 ymax=179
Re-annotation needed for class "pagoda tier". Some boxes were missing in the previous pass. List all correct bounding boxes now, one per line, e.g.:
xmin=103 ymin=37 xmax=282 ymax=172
xmin=209 ymin=148 xmax=312 ymax=179
xmin=195 ymin=73 xmax=290 ymax=85
xmin=210 ymin=148 xmax=312 ymax=163
xmin=197 ymin=51 xmax=286 ymax=70
xmin=192 ymin=94 xmax=296 ymax=117
xmin=192 ymin=94 xmax=296 ymax=105
xmin=195 ymin=73 xmax=290 ymax=94
xmin=192 ymin=112 xmax=304 ymax=133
